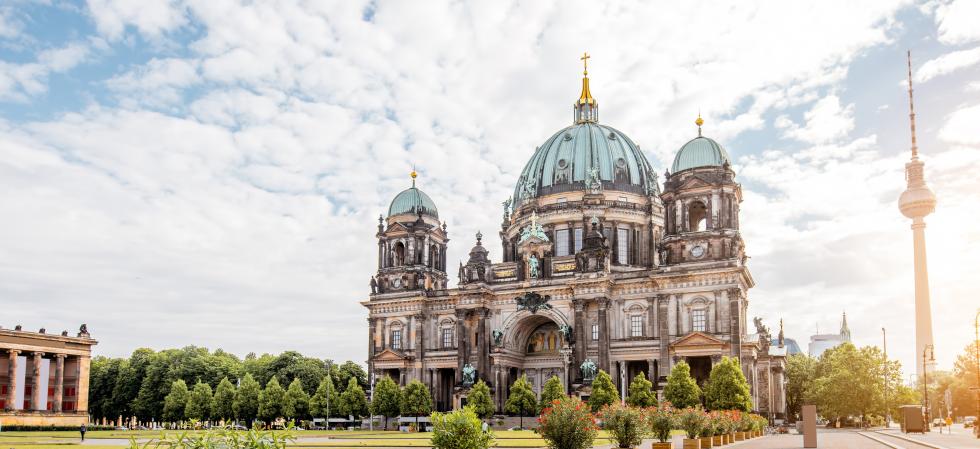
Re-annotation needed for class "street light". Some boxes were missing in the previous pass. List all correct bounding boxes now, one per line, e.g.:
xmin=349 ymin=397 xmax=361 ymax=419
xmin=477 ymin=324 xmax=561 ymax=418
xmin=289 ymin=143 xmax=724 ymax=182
xmin=882 ymin=328 xmax=889 ymax=423
xmin=973 ymin=309 xmax=979 ymax=439
xmin=922 ymin=344 xmax=935 ymax=431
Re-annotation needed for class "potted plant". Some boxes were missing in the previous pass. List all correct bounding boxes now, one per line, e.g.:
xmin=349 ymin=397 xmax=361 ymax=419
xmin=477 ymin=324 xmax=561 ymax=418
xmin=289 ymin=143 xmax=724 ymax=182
xmin=647 ymin=403 xmax=676 ymax=449
xmin=678 ymin=407 xmax=706 ymax=449
xmin=537 ymin=396 xmax=598 ymax=449
xmin=600 ymin=403 xmax=646 ymax=449
xmin=737 ymin=412 xmax=754 ymax=440
xmin=724 ymin=411 xmax=739 ymax=444
xmin=707 ymin=411 xmax=724 ymax=446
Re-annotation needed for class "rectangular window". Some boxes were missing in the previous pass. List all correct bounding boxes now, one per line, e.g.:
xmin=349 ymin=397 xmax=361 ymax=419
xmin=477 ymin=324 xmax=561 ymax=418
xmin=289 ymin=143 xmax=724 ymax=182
xmin=391 ymin=330 xmax=402 ymax=350
xmin=630 ymin=315 xmax=643 ymax=337
xmin=693 ymin=309 xmax=707 ymax=332
xmin=574 ymin=227 xmax=583 ymax=253
xmin=591 ymin=324 xmax=599 ymax=341
xmin=442 ymin=328 xmax=453 ymax=348
xmin=556 ymin=229 xmax=570 ymax=256
xmin=617 ymin=228 xmax=629 ymax=264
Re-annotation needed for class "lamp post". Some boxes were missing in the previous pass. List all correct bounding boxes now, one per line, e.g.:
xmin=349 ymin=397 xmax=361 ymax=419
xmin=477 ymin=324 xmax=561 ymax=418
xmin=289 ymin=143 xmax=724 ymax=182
xmin=883 ymin=327 xmax=890 ymax=427
xmin=974 ymin=309 xmax=979 ymax=438
xmin=922 ymin=344 xmax=935 ymax=431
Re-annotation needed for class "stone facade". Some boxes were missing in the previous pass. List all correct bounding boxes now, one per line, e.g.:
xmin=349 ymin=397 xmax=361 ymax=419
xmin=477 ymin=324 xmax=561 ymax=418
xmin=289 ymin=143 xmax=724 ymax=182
xmin=363 ymin=66 xmax=786 ymax=419
xmin=0 ymin=324 xmax=97 ymax=426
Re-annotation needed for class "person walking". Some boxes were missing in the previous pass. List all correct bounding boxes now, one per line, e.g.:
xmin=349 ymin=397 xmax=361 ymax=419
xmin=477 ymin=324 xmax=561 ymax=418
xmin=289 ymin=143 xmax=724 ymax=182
xmin=79 ymin=424 xmax=87 ymax=442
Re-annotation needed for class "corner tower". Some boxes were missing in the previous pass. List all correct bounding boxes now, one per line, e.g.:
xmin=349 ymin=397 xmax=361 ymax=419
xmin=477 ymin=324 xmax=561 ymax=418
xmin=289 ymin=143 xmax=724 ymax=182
xmin=372 ymin=171 xmax=449 ymax=295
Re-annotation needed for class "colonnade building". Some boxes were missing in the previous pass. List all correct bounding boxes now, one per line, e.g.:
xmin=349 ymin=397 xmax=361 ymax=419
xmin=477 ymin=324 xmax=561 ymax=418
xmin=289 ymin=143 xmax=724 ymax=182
xmin=0 ymin=324 xmax=97 ymax=426
xmin=363 ymin=59 xmax=787 ymax=419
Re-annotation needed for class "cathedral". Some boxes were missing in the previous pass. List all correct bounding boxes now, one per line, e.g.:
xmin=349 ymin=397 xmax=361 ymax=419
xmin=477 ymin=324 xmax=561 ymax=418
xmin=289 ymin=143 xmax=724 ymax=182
xmin=363 ymin=55 xmax=787 ymax=420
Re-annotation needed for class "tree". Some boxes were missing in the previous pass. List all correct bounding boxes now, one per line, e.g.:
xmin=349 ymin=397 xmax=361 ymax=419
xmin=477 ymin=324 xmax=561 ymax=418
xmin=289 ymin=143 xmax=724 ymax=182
xmin=704 ymin=357 xmax=752 ymax=412
xmin=539 ymin=376 xmax=566 ymax=412
xmin=310 ymin=375 xmax=337 ymax=419
xmin=663 ymin=361 xmax=701 ymax=409
xmin=185 ymin=380 xmax=214 ymax=421
xmin=371 ymin=376 xmax=402 ymax=429
xmin=587 ymin=370 xmax=618 ymax=412
xmin=234 ymin=373 xmax=261 ymax=426
xmin=284 ymin=378 xmax=311 ymax=421
xmin=785 ymin=354 xmax=816 ymax=420
xmin=162 ymin=379 xmax=189 ymax=423
xmin=259 ymin=376 xmax=286 ymax=422
xmin=430 ymin=406 xmax=494 ymax=449
xmin=626 ymin=371 xmax=657 ymax=407
xmin=212 ymin=377 xmax=237 ymax=422
xmin=333 ymin=361 xmax=369 ymax=393
xmin=400 ymin=380 xmax=433 ymax=428
xmin=338 ymin=377 xmax=369 ymax=418
xmin=810 ymin=343 xmax=899 ymax=425
xmin=505 ymin=374 xmax=538 ymax=428
xmin=468 ymin=379 xmax=495 ymax=419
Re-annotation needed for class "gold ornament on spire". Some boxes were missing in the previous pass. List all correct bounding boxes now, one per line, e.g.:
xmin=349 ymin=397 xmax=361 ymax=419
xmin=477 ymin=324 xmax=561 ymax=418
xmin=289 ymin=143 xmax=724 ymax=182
xmin=410 ymin=166 xmax=418 ymax=187
xmin=695 ymin=112 xmax=704 ymax=137
xmin=577 ymin=52 xmax=595 ymax=105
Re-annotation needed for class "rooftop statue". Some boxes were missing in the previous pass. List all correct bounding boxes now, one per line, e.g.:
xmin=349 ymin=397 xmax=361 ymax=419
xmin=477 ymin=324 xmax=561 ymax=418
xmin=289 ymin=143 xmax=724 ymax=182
xmin=519 ymin=211 xmax=549 ymax=244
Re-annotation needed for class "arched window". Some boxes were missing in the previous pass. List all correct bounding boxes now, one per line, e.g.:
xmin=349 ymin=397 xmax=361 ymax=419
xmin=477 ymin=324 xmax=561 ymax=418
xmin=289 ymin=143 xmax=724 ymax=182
xmin=394 ymin=242 xmax=406 ymax=266
xmin=689 ymin=201 xmax=707 ymax=232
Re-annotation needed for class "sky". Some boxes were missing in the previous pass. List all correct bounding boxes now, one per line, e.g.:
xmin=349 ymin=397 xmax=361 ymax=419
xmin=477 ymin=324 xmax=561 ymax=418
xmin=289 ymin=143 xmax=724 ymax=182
xmin=1 ymin=0 xmax=978 ymax=378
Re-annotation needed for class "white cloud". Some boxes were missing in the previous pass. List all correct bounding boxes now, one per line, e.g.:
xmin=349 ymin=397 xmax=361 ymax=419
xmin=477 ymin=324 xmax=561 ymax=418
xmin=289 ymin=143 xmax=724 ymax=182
xmin=934 ymin=0 xmax=980 ymax=45
xmin=780 ymin=95 xmax=856 ymax=144
xmin=915 ymin=46 xmax=980 ymax=82
xmin=86 ymin=0 xmax=188 ymax=41
xmin=0 ymin=41 xmax=90 ymax=101
xmin=939 ymin=103 xmax=980 ymax=145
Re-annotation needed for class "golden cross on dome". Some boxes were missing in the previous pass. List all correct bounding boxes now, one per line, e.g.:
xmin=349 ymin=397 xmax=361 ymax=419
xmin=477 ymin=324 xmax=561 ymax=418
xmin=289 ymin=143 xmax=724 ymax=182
xmin=580 ymin=52 xmax=590 ymax=76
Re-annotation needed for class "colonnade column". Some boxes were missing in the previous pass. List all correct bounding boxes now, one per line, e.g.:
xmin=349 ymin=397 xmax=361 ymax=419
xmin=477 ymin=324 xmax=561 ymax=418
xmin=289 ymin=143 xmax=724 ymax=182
xmin=5 ymin=350 xmax=18 ymax=411
xmin=476 ymin=308 xmax=488 ymax=383
xmin=618 ymin=361 xmax=627 ymax=402
xmin=573 ymin=299 xmax=586 ymax=371
xmin=597 ymin=298 xmax=610 ymax=372
xmin=53 ymin=354 xmax=66 ymax=413
xmin=76 ymin=355 xmax=91 ymax=414
xmin=455 ymin=310 xmax=467 ymax=384
xmin=31 ymin=352 xmax=43 ymax=411
xmin=657 ymin=295 xmax=669 ymax=375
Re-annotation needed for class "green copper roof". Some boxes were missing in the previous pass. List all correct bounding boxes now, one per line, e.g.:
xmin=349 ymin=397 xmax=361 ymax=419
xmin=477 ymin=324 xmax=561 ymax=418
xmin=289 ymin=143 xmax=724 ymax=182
xmin=388 ymin=186 xmax=439 ymax=219
xmin=512 ymin=122 xmax=658 ymax=205
xmin=671 ymin=136 xmax=731 ymax=173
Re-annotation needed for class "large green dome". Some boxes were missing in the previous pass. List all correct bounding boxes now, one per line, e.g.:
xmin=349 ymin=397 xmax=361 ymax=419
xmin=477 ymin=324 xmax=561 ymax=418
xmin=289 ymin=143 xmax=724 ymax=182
xmin=671 ymin=136 xmax=731 ymax=173
xmin=512 ymin=122 xmax=658 ymax=206
xmin=388 ymin=186 xmax=439 ymax=219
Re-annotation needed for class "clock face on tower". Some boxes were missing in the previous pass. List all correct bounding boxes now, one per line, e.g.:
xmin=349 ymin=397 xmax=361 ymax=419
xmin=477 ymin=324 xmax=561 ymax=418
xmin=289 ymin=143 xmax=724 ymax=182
xmin=392 ymin=277 xmax=402 ymax=288
xmin=691 ymin=245 xmax=705 ymax=258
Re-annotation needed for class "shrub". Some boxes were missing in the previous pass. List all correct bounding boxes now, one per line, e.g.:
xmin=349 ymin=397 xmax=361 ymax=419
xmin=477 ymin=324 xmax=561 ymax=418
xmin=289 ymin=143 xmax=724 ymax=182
xmin=129 ymin=425 xmax=296 ymax=449
xmin=705 ymin=411 xmax=725 ymax=436
xmin=587 ymin=370 xmax=618 ymax=412
xmin=467 ymin=380 xmax=495 ymax=420
xmin=663 ymin=362 xmax=701 ymax=409
xmin=430 ymin=406 xmax=494 ymax=449
xmin=646 ymin=403 xmax=676 ymax=443
xmin=677 ymin=407 xmax=707 ymax=440
xmin=704 ymin=357 xmax=752 ymax=412
xmin=599 ymin=403 xmax=646 ymax=448
xmin=626 ymin=372 xmax=656 ymax=408
xmin=538 ymin=396 xmax=598 ymax=449
xmin=723 ymin=410 xmax=741 ymax=434
xmin=738 ymin=411 xmax=755 ymax=432
xmin=539 ymin=376 xmax=566 ymax=412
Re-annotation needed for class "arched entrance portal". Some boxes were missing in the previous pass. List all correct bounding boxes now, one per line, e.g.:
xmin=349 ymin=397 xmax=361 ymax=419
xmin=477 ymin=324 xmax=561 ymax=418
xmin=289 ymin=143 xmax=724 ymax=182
xmin=496 ymin=313 xmax=570 ymax=410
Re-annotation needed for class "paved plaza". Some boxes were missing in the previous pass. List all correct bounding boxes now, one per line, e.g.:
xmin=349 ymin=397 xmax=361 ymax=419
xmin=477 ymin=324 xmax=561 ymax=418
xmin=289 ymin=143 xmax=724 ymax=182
xmin=715 ymin=427 xmax=980 ymax=449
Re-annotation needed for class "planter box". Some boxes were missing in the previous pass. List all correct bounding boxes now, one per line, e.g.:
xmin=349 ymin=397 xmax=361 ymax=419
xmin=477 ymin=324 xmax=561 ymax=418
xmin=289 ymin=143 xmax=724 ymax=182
xmin=735 ymin=431 xmax=745 ymax=441
xmin=712 ymin=435 xmax=724 ymax=445
xmin=652 ymin=443 xmax=672 ymax=449
xmin=728 ymin=433 xmax=735 ymax=443
xmin=700 ymin=436 xmax=713 ymax=447
xmin=682 ymin=438 xmax=701 ymax=449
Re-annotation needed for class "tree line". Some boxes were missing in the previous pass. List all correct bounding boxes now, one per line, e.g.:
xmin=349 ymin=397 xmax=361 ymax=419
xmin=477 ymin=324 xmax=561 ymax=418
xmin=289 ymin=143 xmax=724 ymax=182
xmin=89 ymin=346 xmax=367 ymax=424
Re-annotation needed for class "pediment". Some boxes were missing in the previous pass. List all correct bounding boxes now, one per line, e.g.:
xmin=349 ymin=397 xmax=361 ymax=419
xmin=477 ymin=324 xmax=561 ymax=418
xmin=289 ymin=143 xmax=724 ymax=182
xmin=678 ymin=176 xmax=713 ymax=191
xmin=671 ymin=331 xmax=726 ymax=348
xmin=373 ymin=349 xmax=408 ymax=361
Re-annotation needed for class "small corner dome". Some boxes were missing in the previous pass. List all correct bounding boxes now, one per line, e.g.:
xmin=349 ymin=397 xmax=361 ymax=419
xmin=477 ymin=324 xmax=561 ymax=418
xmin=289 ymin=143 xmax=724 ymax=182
xmin=388 ymin=186 xmax=439 ymax=219
xmin=671 ymin=136 xmax=731 ymax=173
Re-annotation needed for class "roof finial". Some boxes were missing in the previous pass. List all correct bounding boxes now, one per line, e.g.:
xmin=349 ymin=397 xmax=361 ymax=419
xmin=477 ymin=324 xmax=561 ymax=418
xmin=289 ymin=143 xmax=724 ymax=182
xmin=907 ymin=50 xmax=918 ymax=159
xmin=695 ymin=111 xmax=704 ymax=137
xmin=410 ymin=165 xmax=417 ymax=187
xmin=581 ymin=51 xmax=590 ymax=76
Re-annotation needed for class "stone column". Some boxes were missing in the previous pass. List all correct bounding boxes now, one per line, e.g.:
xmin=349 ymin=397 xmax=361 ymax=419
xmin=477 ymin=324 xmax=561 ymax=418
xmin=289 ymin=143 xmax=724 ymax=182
xmin=76 ymin=355 xmax=91 ymax=413
xmin=728 ymin=289 xmax=742 ymax=361
xmin=477 ymin=308 xmax=489 ymax=383
xmin=6 ymin=350 xmax=18 ymax=411
xmin=597 ymin=298 xmax=610 ymax=372
xmin=618 ymin=361 xmax=627 ymax=402
xmin=657 ymin=295 xmax=669 ymax=377
xmin=573 ymin=299 xmax=587 ymax=369
xmin=53 ymin=354 xmax=66 ymax=413
xmin=31 ymin=352 xmax=43 ymax=411
xmin=455 ymin=310 xmax=467 ymax=384
xmin=647 ymin=297 xmax=657 ymax=338
xmin=647 ymin=358 xmax=657 ymax=384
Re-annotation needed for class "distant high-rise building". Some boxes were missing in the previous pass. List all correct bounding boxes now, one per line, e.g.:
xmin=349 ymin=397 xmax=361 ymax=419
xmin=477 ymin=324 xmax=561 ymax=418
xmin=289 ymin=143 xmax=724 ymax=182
xmin=808 ymin=312 xmax=851 ymax=358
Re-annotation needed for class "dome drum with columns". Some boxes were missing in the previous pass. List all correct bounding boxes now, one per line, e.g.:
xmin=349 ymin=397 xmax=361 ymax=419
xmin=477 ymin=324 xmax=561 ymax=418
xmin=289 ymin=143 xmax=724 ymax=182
xmin=362 ymin=56 xmax=786 ymax=419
